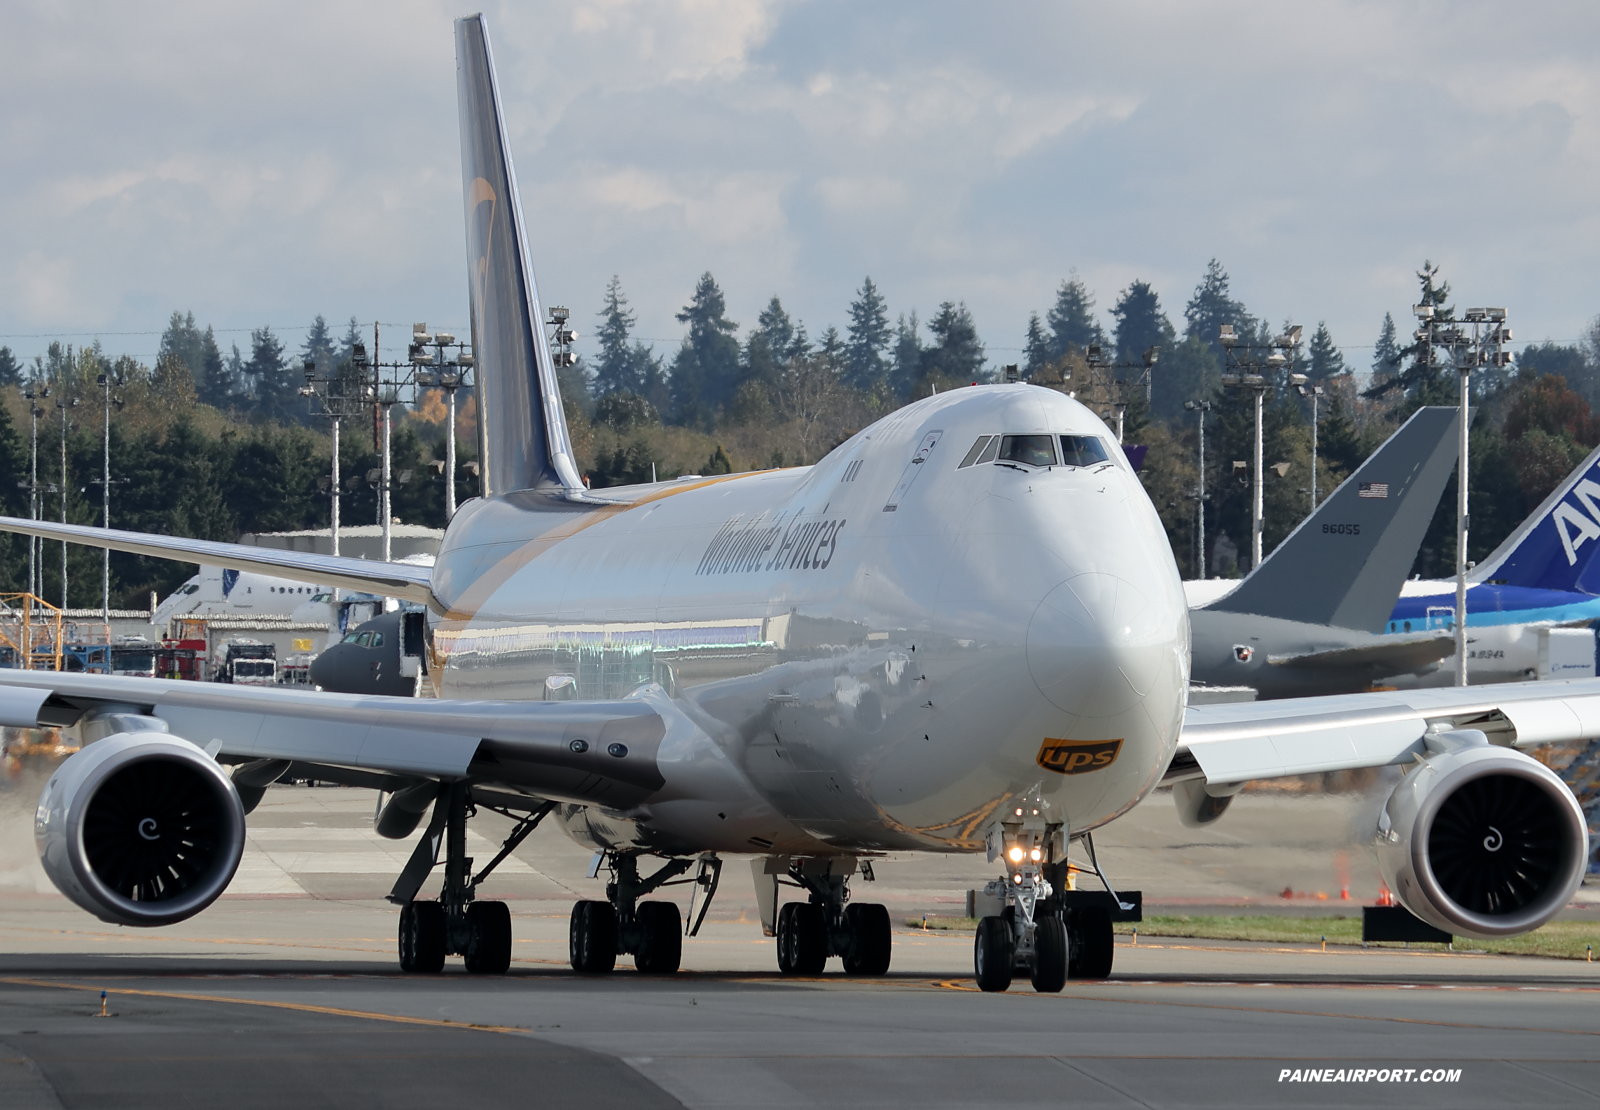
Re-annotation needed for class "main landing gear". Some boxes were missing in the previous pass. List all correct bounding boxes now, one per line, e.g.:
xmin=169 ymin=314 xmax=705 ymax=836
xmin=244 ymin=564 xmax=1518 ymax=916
xmin=769 ymin=858 xmax=891 ymax=977
xmin=973 ymin=806 xmax=1127 ymax=993
xmin=569 ymin=852 xmax=724 ymax=975
xmin=390 ymin=782 xmax=552 ymax=974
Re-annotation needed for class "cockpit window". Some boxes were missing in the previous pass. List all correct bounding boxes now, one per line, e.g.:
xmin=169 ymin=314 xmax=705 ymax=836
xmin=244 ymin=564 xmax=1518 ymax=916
xmin=976 ymin=436 xmax=1001 ymax=464
xmin=343 ymin=631 xmax=372 ymax=646
xmin=997 ymin=435 xmax=1057 ymax=468
xmin=1060 ymin=435 xmax=1111 ymax=467
xmin=958 ymin=435 xmax=994 ymax=469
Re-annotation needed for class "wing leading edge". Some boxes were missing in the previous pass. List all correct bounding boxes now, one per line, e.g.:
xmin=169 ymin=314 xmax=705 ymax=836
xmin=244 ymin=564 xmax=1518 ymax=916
xmin=0 ymin=515 xmax=434 ymax=606
xmin=1173 ymin=676 xmax=1600 ymax=787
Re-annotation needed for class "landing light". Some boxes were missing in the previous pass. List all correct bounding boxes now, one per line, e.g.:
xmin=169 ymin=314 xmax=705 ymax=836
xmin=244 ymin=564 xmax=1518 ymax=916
xmin=1008 ymin=846 xmax=1025 ymax=863
xmin=1012 ymin=873 xmax=1023 ymax=885
xmin=1030 ymin=848 xmax=1042 ymax=862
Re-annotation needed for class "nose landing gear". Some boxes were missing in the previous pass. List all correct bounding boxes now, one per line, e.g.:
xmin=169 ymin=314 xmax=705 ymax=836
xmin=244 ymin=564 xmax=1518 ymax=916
xmin=973 ymin=808 xmax=1135 ymax=992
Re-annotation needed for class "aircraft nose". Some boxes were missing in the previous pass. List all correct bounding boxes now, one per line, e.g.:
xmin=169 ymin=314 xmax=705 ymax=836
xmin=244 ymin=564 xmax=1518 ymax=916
xmin=1026 ymin=572 xmax=1182 ymax=719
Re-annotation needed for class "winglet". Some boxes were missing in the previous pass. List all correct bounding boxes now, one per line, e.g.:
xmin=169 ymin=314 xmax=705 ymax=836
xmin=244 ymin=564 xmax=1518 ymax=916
xmin=455 ymin=14 xmax=586 ymax=499
xmin=1471 ymin=442 xmax=1600 ymax=593
xmin=1202 ymin=406 xmax=1461 ymax=632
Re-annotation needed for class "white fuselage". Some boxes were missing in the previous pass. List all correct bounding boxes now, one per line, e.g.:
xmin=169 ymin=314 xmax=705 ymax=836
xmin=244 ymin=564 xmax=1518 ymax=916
xmin=428 ymin=387 xmax=1191 ymax=858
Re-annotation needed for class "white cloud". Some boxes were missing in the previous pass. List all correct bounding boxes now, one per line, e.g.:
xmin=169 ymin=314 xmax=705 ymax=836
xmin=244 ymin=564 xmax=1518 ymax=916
xmin=4 ymin=0 xmax=1600 ymax=371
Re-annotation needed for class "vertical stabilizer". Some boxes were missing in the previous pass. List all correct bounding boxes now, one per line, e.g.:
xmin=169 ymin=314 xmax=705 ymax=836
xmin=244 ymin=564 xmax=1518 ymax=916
xmin=455 ymin=14 xmax=584 ymax=498
xmin=1202 ymin=406 xmax=1461 ymax=632
xmin=1471 ymin=442 xmax=1600 ymax=593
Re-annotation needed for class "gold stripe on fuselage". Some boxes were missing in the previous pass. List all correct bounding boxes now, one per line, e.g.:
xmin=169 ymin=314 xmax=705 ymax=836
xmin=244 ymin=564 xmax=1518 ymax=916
xmin=435 ymin=472 xmax=758 ymax=629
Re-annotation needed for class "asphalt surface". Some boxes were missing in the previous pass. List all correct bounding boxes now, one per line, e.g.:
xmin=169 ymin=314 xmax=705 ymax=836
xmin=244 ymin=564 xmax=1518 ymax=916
xmin=2 ymin=782 xmax=1599 ymax=1107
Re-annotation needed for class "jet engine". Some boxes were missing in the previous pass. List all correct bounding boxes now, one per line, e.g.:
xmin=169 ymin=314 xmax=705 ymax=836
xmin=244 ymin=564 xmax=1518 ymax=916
xmin=1376 ymin=737 xmax=1588 ymax=940
xmin=35 ymin=733 xmax=247 ymax=927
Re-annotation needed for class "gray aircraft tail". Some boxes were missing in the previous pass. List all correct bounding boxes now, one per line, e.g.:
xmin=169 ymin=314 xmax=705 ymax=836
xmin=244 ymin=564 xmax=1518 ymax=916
xmin=1202 ymin=406 xmax=1461 ymax=632
xmin=455 ymin=14 xmax=585 ymax=499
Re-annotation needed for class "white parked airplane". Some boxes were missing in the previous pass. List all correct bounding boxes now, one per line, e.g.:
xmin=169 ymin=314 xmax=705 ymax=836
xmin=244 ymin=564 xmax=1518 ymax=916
xmin=0 ymin=15 xmax=1591 ymax=993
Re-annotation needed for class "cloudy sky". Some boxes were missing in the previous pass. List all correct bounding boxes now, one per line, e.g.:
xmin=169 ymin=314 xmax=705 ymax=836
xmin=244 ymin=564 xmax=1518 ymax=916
xmin=4 ymin=1 xmax=1599 ymax=376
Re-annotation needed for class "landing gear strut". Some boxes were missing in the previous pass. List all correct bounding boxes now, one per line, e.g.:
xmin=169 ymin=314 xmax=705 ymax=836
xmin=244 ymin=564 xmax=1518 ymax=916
xmin=391 ymin=783 xmax=552 ymax=974
xmin=570 ymin=852 xmax=722 ymax=974
xmin=771 ymin=858 xmax=891 ymax=977
xmin=973 ymin=804 xmax=1128 ymax=992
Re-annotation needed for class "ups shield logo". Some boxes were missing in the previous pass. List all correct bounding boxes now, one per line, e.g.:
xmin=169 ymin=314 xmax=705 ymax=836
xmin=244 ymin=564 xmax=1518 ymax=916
xmin=1037 ymin=737 xmax=1123 ymax=775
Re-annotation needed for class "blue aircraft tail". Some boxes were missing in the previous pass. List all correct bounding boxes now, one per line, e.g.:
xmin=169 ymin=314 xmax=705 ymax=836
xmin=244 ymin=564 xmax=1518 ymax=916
xmin=455 ymin=14 xmax=585 ymax=499
xmin=1473 ymin=443 xmax=1600 ymax=594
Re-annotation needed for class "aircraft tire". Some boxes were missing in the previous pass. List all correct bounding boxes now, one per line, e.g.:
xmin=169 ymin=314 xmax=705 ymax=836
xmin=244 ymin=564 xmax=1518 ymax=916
xmin=778 ymin=902 xmax=827 ymax=975
xmin=775 ymin=902 xmax=799 ymax=974
xmin=842 ymin=903 xmax=892 ymax=976
xmin=570 ymin=900 xmax=618 ymax=973
xmin=464 ymin=900 xmax=513 ymax=974
xmin=974 ymin=915 xmax=1014 ymax=992
xmin=399 ymin=901 xmax=446 ymax=974
xmin=1068 ymin=906 xmax=1114 ymax=979
xmin=634 ymin=901 xmax=682 ymax=974
xmin=1030 ymin=916 xmax=1068 ymax=993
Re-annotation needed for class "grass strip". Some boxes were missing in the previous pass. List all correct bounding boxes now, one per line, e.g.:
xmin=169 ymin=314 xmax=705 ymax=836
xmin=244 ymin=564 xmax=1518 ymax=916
xmin=903 ymin=913 xmax=1600 ymax=961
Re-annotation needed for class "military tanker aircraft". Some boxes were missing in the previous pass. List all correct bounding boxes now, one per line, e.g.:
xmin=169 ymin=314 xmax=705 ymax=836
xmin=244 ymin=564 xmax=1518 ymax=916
xmin=0 ymin=14 xmax=1593 ymax=993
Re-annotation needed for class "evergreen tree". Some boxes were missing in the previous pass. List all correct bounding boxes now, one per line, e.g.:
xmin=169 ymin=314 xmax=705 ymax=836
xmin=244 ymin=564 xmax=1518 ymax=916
xmin=1183 ymin=259 xmax=1256 ymax=360
xmin=921 ymin=301 xmax=985 ymax=383
xmin=669 ymin=272 xmax=741 ymax=427
xmin=1112 ymin=281 xmax=1175 ymax=367
xmin=1317 ymin=394 xmax=1364 ymax=476
xmin=1045 ymin=276 xmax=1103 ymax=359
xmin=1024 ymin=313 xmax=1050 ymax=378
xmin=1307 ymin=322 xmax=1346 ymax=380
xmin=1368 ymin=261 xmax=1455 ymax=405
xmin=338 ymin=317 xmax=364 ymax=363
xmin=0 ymin=346 xmax=19 ymax=388
xmin=891 ymin=311 xmax=923 ymax=398
xmin=1149 ymin=337 xmax=1221 ymax=422
xmin=300 ymin=315 xmax=336 ymax=370
xmin=243 ymin=326 xmax=299 ymax=423
xmin=594 ymin=276 xmax=642 ymax=395
xmin=1371 ymin=312 xmax=1401 ymax=383
xmin=843 ymin=277 xmax=891 ymax=390
xmin=744 ymin=296 xmax=797 ymax=390
xmin=817 ymin=326 xmax=846 ymax=375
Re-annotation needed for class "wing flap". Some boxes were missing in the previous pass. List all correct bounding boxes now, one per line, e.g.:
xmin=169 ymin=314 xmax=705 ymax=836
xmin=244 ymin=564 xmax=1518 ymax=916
xmin=0 ymin=516 xmax=434 ymax=605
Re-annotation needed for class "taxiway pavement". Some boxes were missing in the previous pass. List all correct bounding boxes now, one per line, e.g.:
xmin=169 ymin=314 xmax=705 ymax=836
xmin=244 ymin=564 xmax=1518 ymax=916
xmin=2 ymin=783 xmax=1599 ymax=1108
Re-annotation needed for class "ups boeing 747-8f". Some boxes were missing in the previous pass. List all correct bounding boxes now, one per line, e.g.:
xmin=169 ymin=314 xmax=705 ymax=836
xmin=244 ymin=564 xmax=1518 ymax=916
xmin=0 ymin=14 xmax=1592 ymax=993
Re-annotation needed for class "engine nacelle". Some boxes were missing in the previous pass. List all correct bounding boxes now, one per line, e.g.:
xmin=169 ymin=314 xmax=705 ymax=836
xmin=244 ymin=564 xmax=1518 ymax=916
xmin=1377 ymin=741 xmax=1588 ymax=940
xmin=35 ymin=733 xmax=247 ymax=927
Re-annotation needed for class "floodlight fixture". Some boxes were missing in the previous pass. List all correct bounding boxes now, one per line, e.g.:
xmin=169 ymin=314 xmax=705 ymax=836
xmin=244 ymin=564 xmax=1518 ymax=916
xmin=1413 ymin=304 xmax=1434 ymax=320
xmin=1218 ymin=324 xmax=1237 ymax=347
xmin=1143 ymin=345 xmax=1160 ymax=367
xmin=434 ymin=332 xmax=456 ymax=346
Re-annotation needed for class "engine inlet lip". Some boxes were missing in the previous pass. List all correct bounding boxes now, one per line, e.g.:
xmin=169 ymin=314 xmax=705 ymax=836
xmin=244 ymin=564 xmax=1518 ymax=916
xmin=67 ymin=738 xmax=247 ymax=927
xmin=1409 ymin=751 xmax=1589 ymax=938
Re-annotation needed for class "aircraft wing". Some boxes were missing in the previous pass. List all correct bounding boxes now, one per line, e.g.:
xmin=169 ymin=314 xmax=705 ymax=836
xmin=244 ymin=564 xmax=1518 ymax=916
xmin=1169 ymin=677 xmax=1600 ymax=788
xmin=1264 ymin=634 xmax=1454 ymax=673
xmin=0 ymin=515 xmax=434 ymax=606
xmin=0 ymin=669 xmax=666 ymax=808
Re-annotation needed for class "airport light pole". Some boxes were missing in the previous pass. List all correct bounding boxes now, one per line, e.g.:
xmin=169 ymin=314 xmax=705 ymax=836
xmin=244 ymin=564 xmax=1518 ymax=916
xmin=1415 ymin=303 xmax=1513 ymax=686
xmin=1295 ymin=380 xmax=1324 ymax=510
xmin=21 ymin=382 xmax=48 ymax=603
xmin=56 ymin=396 xmax=77 ymax=609
xmin=1086 ymin=344 xmax=1160 ymax=443
xmin=93 ymin=370 xmax=126 ymax=620
xmin=411 ymin=328 xmax=472 ymax=521
xmin=1183 ymin=399 xmax=1211 ymax=578
xmin=1221 ymin=324 xmax=1299 ymax=571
